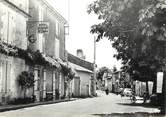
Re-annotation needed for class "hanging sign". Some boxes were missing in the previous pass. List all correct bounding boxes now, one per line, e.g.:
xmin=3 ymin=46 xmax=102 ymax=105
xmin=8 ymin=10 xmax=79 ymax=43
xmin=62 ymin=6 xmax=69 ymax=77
xmin=28 ymin=34 xmax=36 ymax=43
xmin=157 ymin=72 xmax=163 ymax=93
xmin=38 ymin=22 xmax=49 ymax=33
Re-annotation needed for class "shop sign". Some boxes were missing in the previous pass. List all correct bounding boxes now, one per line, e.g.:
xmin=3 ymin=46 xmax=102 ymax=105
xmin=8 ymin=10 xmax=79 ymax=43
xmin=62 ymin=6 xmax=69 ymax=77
xmin=38 ymin=22 xmax=49 ymax=33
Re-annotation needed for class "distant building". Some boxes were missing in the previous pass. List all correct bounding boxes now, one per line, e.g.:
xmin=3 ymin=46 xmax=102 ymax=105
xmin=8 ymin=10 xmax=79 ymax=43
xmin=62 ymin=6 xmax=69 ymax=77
xmin=68 ymin=51 xmax=94 ymax=97
xmin=102 ymin=71 xmax=112 ymax=91
xmin=112 ymin=71 xmax=121 ymax=93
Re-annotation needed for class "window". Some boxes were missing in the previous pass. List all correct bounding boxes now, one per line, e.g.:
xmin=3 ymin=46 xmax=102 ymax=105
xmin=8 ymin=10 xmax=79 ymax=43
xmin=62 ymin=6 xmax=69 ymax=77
xmin=55 ymin=20 xmax=60 ymax=36
xmin=38 ymin=33 xmax=45 ymax=53
xmin=0 ymin=60 xmax=11 ymax=93
xmin=39 ymin=5 xmax=43 ymax=21
xmin=38 ymin=34 xmax=43 ymax=52
xmin=55 ymin=38 xmax=59 ymax=58
xmin=8 ymin=12 xmax=15 ymax=44
xmin=0 ymin=4 xmax=8 ymax=43
xmin=0 ymin=4 xmax=16 ymax=45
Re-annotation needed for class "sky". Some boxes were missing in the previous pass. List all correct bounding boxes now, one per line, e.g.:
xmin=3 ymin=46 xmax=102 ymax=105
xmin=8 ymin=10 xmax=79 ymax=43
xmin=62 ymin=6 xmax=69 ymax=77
xmin=47 ymin=0 xmax=122 ymax=70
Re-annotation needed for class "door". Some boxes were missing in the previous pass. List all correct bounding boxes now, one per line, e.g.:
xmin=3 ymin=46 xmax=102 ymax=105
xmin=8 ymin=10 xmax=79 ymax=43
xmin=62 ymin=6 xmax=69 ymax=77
xmin=74 ymin=77 xmax=80 ymax=97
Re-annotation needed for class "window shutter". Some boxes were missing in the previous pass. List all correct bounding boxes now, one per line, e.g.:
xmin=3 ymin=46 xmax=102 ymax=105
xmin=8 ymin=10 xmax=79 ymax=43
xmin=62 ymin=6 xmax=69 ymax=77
xmin=0 ymin=61 xmax=3 ymax=92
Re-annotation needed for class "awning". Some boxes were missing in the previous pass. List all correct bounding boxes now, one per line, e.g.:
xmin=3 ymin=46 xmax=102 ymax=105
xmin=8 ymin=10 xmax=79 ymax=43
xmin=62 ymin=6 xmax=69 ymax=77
xmin=57 ymin=58 xmax=67 ymax=66
xmin=42 ymin=54 xmax=61 ymax=69
xmin=57 ymin=58 xmax=77 ymax=76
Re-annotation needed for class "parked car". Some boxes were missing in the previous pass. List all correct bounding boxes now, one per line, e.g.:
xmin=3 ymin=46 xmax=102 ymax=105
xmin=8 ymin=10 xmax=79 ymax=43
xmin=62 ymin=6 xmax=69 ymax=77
xmin=123 ymin=88 xmax=132 ymax=97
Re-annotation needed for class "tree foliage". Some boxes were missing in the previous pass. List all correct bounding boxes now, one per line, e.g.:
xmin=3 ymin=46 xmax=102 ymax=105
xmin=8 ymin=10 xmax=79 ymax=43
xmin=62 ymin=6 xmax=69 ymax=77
xmin=88 ymin=0 xmax=166 ymax=81
xmin=61 ymin=64 xmax=75 ymax=81
xmin=17 ymin=71 xmax=35 ymax=89
xmin=96 ymin=67 xmax=109 ymax=80
xmin=113 ymin=66 xmax=117 ymax=72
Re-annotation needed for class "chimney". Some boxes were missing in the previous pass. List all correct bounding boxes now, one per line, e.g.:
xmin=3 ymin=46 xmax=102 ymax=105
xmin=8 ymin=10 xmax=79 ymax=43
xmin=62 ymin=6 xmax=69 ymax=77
xmin=76 ymin=49 xmax=86 ymax=59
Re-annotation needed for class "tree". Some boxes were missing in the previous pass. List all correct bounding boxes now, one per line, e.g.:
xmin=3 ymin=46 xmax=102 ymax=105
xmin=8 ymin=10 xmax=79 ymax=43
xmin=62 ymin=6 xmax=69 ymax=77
xmin=96 ymin=67 xmax=109 ymax=81
xmin=17 ymin=71 xmax=35 ymax=98
xmin=61 ymin=65 xmax=75 ymax=98
xmin=88 ymin=0 xmax=166 ymax=83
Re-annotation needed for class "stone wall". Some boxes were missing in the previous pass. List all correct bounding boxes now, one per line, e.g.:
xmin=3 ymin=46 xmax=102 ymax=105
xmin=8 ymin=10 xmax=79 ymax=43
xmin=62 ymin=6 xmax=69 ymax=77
xmin=0 ymin=54 xmax=33 ymax=102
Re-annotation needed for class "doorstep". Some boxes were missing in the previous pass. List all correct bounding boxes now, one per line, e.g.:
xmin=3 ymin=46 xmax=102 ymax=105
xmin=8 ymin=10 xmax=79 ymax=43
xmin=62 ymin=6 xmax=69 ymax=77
xmin=0 ymin=98 xmax=76 ymax=112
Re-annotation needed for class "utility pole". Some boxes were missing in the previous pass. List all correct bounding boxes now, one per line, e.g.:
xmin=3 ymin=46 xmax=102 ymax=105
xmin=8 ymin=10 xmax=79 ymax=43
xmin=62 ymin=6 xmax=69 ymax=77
xmin=159 ymin=41 xmax=166 ymax=115
xmin=161 ymin=43 xmax=166 ymax=114
xmin=162 ymin=71 xmax=166 ymax=114
xmin=93 ymin=36 xmax=96 ymax=96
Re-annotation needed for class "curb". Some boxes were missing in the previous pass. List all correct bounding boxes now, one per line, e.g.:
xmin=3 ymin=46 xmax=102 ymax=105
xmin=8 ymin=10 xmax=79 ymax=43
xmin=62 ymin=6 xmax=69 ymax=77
xmin=0 ymin=99 xmax=76 ymax=112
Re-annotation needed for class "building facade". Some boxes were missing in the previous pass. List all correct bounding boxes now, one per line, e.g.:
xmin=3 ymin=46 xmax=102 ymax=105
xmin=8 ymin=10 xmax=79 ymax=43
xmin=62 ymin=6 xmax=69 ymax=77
xmin=0 ymin=0 xmax=30 ymax=103
xmin=68 ymin=51 xmax=94 ymax=97
xmin=28 ymin=0 xmax=67 ymax=101
xmin=0 ymin=0 xmax=68 ymax=104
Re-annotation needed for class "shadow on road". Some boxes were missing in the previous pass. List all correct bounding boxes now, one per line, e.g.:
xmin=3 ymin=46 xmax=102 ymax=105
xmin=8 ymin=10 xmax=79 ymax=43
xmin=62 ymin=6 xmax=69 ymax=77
xmin=93 ymin=112 xmax=165 ymax=117
xmin=117 ymin=102 xmax=159 ymax=109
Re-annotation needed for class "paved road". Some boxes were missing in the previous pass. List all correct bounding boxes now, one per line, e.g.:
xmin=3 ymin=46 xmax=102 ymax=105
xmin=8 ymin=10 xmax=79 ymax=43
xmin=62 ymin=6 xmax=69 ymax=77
xmin=0 ymin=91 xmax=160 ymax=117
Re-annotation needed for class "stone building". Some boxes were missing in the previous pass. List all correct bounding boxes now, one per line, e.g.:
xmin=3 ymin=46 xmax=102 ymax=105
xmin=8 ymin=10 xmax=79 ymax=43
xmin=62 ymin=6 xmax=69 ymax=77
xmin=0 ymin=0 xmax=68 ymax=104
xmin=0 ymin=0 xmax=30 ymax=103
xmin=28 ymin=0 xmax=67 ymax=101
xmin=68 ymin=50 xmax=94 ymax=97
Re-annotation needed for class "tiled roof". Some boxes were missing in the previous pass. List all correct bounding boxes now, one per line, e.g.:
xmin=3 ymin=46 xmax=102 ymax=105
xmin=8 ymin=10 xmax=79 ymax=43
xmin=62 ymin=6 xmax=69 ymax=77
xmin=69 ymin=62 xmax=93 ymax=73
xmin=67 ymin=53 xmax=94 ymax=71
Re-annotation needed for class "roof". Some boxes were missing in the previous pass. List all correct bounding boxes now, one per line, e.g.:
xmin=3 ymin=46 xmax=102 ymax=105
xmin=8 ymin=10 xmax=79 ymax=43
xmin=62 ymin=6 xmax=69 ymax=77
xmin=69 ymin=62 xmax=93 ymax=74
xmin=67 ymin=53 xmax=94 ymax=71
xmin=2 ymin=0 xmax=31 ymax=18
xmin=39 ymin=0 xmax=67 ymax=24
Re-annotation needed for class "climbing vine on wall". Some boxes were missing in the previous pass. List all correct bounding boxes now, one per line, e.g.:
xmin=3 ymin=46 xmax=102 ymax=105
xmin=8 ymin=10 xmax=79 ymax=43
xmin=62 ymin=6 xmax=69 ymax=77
xmin=0 ymin=39 xmax=56 ymax=67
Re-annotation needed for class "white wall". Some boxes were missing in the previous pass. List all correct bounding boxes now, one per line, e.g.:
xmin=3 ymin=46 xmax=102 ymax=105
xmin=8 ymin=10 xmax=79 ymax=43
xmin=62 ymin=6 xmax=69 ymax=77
xmin=77 ymin=71 xmax=92 ymax=96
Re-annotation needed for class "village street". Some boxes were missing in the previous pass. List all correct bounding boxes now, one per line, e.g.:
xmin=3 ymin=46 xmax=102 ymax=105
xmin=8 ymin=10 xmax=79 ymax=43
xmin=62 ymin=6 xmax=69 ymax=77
xmin=0 ymin=91 xmax=160 ymax=117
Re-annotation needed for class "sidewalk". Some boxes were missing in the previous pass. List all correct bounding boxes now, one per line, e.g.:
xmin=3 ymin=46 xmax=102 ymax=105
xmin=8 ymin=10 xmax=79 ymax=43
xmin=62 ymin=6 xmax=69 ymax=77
xmin=0 ymin=98 xmax=76 ymax=112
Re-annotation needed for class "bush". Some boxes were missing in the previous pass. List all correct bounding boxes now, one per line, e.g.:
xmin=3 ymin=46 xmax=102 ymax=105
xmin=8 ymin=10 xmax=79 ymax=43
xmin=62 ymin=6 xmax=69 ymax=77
xmin=17 ymin=71 xmax=34 ymax=98
xmin=17 ymin=71 xmax=34 ymax=89
xmin=45 ymin=93 xmax=53 ymax=101
xmin=8 ymin=96 xmax=35 ymax=105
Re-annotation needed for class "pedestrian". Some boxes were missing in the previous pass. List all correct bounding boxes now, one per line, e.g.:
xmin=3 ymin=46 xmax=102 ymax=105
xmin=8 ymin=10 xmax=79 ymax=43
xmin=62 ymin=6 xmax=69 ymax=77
xmin=143 ymin=92 xmax=148 ymax=103
xmin=105 ymin=88 xmax=109 ymax=95
xmin=120 ymin=89 xmax=124 ymax=97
